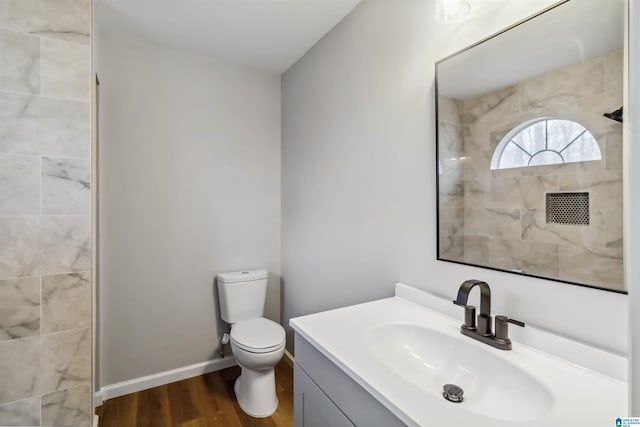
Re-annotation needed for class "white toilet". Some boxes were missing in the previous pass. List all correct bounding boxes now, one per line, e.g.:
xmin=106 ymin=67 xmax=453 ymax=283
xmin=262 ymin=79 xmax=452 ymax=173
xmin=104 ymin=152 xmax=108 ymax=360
xmin=217 ymin=269 xmax=285 ymax=418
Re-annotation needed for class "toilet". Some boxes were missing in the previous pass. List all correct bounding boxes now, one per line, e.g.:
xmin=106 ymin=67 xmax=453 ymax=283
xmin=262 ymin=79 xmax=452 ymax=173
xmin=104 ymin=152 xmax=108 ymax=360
xmin=217 ymin=269 xmax=285 ymax=418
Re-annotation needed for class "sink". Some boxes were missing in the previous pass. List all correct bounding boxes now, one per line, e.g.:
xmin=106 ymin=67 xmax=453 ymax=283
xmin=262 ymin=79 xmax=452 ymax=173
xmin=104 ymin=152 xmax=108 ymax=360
xmin=367 ymin=322 xmax=554 ymax=423
xmin=291 ymin=286 xmax=626 ymax=426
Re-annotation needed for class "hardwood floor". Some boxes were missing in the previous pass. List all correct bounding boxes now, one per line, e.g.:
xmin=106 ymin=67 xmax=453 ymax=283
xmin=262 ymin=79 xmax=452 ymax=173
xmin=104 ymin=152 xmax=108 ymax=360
xmin=96 ymin=359 xmax=294 ymax=427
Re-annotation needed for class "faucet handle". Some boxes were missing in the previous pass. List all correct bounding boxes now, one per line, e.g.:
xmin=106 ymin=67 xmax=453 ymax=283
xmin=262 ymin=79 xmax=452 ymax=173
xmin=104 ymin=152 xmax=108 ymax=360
xmin=463 ymin=305 xmax=477 ymax=331
xmin=495 ymin=315 xmax=525 ymax=328
xmin=506 ymin=317 xmax=525 ymax=328
xmin=453 ymin=301 xmax=477 ymax=331
xmin=495 ymin=315 xmax=525 ymax=344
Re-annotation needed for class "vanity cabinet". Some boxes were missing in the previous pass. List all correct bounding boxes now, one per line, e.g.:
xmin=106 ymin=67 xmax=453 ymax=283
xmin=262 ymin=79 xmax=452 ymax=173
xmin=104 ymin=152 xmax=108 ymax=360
xmin=294 ymin=365 xmax=354 ymax=427
xmin=293 ymin=334 xmax=404 ymax=427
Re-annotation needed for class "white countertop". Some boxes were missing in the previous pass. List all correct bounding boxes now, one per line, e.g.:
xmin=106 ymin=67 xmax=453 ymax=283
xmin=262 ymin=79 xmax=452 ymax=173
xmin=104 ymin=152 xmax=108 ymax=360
xmin=290 ymin=284 xmax=627 ymax=426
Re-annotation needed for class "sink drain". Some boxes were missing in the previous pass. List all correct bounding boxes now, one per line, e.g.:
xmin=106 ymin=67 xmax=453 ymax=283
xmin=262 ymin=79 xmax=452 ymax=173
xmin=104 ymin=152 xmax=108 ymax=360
xmin=443 ymin=384 xmax=464 ymax=403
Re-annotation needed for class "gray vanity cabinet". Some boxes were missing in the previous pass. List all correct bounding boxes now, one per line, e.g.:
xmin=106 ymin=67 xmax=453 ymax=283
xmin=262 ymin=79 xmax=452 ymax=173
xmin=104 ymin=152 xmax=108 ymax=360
xmin=294 ymin=365 xmax=354 ymax=427
xmin=293 ymin=334 xmax=405 ymax=427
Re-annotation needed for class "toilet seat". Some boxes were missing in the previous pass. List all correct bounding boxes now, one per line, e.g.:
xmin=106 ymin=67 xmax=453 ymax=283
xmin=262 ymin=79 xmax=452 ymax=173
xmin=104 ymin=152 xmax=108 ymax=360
xmin=232 ymin=338 xmax=285 ymax=354
xmin=231 ymin=317 xmax=285 ymax=354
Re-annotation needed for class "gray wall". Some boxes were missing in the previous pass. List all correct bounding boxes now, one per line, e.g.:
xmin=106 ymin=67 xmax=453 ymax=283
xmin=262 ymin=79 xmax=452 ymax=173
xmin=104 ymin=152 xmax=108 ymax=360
xmin=97 ymin=31 xmax=281 ymax=386
xmin=0 ymin=0 xmax=92 ymax=425
xmin=282 ymin=0 xmax=628 ymax=355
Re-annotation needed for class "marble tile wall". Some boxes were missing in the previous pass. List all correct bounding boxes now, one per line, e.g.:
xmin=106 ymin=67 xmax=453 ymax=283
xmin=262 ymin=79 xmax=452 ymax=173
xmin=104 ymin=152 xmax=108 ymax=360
xmin=438 ymin=50 xmax=624 ymax=291
xmin=438 ymin=96 xmax=465 ymax=261
xmin=0 ymin=0 xmax=92 ymax=426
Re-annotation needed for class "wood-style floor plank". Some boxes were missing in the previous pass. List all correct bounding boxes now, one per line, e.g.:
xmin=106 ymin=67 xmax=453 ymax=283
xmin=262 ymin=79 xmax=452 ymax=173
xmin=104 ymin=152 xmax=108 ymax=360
xmin=173 ymin=417 xmax=216 ymax=427
xmin=96 ymin=359 xmax=293 ymax=427
xmin=197 ymin=371 xmax=244 ymax=425
xmin=99 ymin=392 xmax=139 ymax=427
xmin=136 ymin=384 xmax=172 ymax=427
xmin=168 ymin=379 xmax=202 ymax=425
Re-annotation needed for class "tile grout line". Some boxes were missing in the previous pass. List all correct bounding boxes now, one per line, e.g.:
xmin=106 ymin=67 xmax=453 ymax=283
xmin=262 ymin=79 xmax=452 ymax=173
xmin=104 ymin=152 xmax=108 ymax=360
xmin=0 ymin=270 xmax=91 ymax=283
xmin=0 ymin=325 xmax=90 ymax=347
xmin=37 ymin=32 xmax=91 ymax=49
xmin=0 ymin=274 xmax=42 ymax=281
xmin=0 ymin=27 xmax=89 ymax=47
xmin=0 ymin=214 xmax=90 ymax=218
xmin=0 ymin=87 xmax=91 ymax=104
xmin=0 ymin=154 xmax=91 ymax=162
xmin=0 ymin=268 xmax=92 ymax=284
xmin=0 ymin=382 xmax=92 ymax=411
xmin=39 ymin=156 xmax=42 ymax=217
xmin=39 ymin=276 xmax=43 ymax=339
xmin=39 ymin=36 xmax=43 ymax=98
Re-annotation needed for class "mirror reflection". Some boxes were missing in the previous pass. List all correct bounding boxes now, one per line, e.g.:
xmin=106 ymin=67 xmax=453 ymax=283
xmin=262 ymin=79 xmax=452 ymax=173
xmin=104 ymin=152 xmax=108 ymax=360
xmin=436 ymin=0 xmax=625 ymax=292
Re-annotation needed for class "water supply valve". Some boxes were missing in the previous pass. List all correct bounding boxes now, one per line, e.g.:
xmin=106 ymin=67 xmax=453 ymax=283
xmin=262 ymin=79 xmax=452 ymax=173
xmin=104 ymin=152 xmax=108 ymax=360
xmin=221 ymin=333 xmax=230 ymax=345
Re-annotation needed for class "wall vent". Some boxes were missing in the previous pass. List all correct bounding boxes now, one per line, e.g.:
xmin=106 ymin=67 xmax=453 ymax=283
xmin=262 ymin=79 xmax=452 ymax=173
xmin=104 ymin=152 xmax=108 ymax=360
xmin=546 ymin=192 xmax=590 ymax=225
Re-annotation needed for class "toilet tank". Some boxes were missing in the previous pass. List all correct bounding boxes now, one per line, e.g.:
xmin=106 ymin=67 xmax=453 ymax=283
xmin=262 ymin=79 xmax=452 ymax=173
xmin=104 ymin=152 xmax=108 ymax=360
xmin=217 ymin=269 xmax=268 ymax=323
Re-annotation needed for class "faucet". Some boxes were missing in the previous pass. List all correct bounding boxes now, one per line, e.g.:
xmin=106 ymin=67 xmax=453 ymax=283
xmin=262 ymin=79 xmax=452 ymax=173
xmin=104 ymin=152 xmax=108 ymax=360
xmin=453 ymin=280 xmax=524 ymax=350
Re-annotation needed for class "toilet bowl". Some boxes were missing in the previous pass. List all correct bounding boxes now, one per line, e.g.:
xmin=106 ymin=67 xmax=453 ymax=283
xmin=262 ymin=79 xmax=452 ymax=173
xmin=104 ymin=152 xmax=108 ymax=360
xmin=230 ymin=317 xmax=285 ymax=417
xmin=217 ymin=270 xmax=286 ymax=418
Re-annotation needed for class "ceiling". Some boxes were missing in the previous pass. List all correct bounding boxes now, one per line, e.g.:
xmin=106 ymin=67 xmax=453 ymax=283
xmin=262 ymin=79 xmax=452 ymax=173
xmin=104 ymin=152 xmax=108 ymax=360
xmin=96 ymin=0 xmax=362 ymax=74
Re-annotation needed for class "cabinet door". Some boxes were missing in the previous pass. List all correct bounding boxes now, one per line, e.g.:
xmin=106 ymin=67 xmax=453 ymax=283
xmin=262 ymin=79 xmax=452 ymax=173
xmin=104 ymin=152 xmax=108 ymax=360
xmin=294 ymin=364 xmax=355 ymax=427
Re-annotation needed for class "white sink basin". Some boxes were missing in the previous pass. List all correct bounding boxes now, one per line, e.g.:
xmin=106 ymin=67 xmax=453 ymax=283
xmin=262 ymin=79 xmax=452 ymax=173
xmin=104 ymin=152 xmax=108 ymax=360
xmin=367 ymin=323 xmax=553 ymax=422
xmin=290 ymin=284 xmax=627 ymax=426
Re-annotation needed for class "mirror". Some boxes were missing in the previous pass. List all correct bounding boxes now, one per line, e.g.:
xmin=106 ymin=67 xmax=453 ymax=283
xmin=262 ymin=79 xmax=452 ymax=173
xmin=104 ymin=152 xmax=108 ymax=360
xmin=436 ymin=0 xmax=625 ymax=293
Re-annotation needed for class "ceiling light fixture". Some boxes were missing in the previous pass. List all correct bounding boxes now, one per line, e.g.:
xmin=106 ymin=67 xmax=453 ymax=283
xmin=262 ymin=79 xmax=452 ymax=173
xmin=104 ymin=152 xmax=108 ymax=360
xmin=435 ymin=0 xmax=472 ymax=24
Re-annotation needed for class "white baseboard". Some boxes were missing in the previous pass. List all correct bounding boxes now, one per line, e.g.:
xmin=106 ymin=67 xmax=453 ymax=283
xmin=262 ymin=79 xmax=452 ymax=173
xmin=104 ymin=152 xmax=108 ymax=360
xmin=95 ymin=356 xmax=236 ymax=405
xmin=284 ymin=349 xmax=295 ymax=366
xmin=94 ymin=391 xmax=103 ymax=407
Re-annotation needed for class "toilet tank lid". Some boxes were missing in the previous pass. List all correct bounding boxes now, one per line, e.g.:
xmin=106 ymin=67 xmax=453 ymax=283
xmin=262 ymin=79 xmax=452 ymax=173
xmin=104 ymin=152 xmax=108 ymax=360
xmin=217 ymin=269 xmax=268 ymax=283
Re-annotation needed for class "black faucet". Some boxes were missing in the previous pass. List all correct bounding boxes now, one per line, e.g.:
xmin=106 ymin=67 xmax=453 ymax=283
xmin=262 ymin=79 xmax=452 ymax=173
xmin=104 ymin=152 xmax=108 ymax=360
xmin=453 ymin=280 xmax=524 ymax=350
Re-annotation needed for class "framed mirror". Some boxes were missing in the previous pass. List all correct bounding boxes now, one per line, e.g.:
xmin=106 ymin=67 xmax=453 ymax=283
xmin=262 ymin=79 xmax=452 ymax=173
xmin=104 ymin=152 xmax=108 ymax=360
xmin=436 ymin=0 xmax=626 ymax=293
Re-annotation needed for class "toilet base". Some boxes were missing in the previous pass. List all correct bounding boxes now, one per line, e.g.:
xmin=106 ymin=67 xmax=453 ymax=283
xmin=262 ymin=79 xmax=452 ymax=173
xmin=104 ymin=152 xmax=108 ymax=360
xmin=234 ymin=365 xmax=279 ymax=418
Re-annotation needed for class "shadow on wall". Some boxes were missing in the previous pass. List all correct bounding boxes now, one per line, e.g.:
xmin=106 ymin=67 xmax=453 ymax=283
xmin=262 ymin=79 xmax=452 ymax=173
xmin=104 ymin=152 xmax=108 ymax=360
xmin=280 ymin=276 xmax=296 ymax=354
xmin=212 ymin=278 xmax=231 ymax=359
